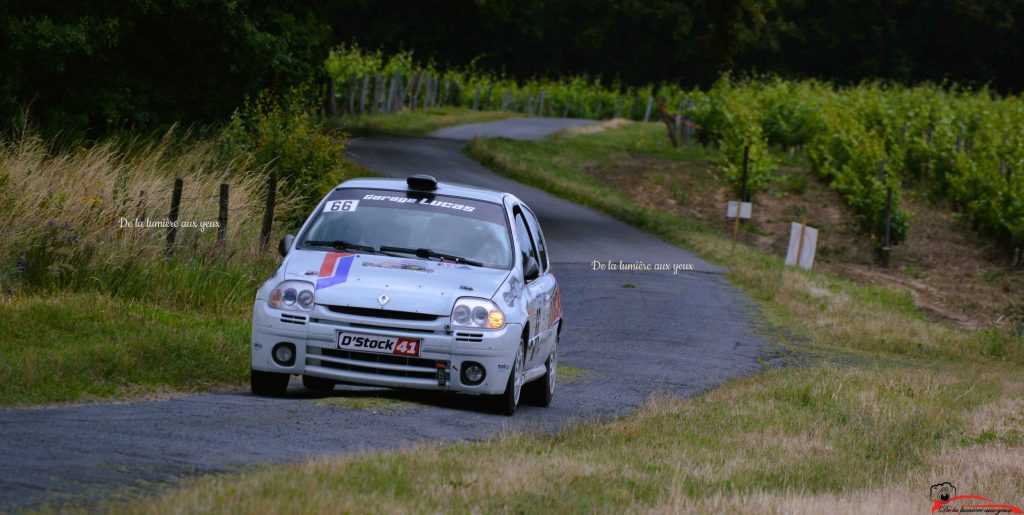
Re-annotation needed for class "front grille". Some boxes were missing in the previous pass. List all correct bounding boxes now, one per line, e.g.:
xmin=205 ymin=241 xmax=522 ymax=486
xmin=326 ymin=305 xmax=438 ymax=321
xmin=280 ymin=313 xmax=307 ymax=325
xmin=454 ymin=331 xmax=484 ymax=343
xmin=308 ymin=347 xmax=439 ymax=380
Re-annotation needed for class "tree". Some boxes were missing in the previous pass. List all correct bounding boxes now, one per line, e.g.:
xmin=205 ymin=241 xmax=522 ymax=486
xmin=0 ymin=0 xmax=334 ymax=136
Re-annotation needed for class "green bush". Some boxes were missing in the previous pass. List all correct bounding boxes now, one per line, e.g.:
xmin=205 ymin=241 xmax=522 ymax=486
xmin=223 ymin=86 xmax=351 ymax=225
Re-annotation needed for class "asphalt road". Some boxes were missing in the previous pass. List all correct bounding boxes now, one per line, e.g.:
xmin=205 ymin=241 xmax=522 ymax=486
xmin=0 ymin=118 xmax=770 ymax=512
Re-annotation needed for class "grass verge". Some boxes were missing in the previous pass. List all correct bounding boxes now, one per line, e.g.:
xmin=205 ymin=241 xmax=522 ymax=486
xmin=0 ymin=292 xmax=250 ymax=407
xmin=114 ymin=364 xmax=1023 ymax=513
xmin=325 ymin=107 xmax=520 ymax=137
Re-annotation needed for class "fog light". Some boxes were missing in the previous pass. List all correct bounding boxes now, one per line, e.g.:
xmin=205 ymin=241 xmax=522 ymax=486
xmin=272 ymin=342 xmax=296 ymax=366
xmin=461 ymin=361 xmax=486 ymax=386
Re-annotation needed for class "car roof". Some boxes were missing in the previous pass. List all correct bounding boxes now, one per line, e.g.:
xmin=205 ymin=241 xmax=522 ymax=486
xmin=335 ymin=177 xmax=512 ymax=204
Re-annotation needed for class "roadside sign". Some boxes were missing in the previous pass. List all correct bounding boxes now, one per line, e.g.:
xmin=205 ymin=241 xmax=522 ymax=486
xmin=726 ymin=201 xmax=752 ymax=219
xmin=785 ymin=222 xmax=818 ymax=270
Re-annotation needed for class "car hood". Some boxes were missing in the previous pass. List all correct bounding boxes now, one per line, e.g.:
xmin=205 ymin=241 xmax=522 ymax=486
xmin=283 ymin=250 xmax=511 ymax=315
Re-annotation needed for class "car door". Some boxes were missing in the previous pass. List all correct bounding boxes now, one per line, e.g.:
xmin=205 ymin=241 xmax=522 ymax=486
xmin=523 ymin=206 xmax=559 ymax=357
xmin=517 ymin=205 xmax=557 ymax=369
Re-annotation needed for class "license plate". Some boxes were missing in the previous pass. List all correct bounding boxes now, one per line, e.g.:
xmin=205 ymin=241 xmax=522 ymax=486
xmin=337 ymin=331 xmax=421 ymax=357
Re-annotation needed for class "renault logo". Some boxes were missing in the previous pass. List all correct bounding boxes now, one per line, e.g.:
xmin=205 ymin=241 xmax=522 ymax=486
xmin=378 ymin=294 xmax=390 ymax=306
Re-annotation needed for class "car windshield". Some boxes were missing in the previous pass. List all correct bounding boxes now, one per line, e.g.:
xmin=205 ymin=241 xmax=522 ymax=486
xmin=298 ymin=188 xmax=513 ymax=269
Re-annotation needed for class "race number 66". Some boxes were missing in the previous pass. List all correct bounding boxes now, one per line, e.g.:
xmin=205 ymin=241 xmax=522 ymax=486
xmin=323 ymin=200 xmax=359 ymax=213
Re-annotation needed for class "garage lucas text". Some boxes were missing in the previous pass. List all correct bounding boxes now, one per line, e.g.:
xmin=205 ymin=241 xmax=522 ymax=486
xmin=591 ymin=260 xmax=695 ymax=275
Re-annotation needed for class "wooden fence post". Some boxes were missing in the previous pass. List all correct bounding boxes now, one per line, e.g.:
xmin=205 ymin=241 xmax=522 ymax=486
xmin=348 ymin=74 xmax=357 ymax=114
xmin=370 ymin=76 xmax=381 ymax=115
xmin=323 ymin=76 xmax=337 ymax=118
xmin=421 ymin=75 xmax=432 ymax=108
xmin=741 ymin=146 xmax=750 ymax=202
xmin=166 ymin=178 xmax=183 ymax=255
xmin=401 ymin=73 xmax=413 ymax=110
xmin=398 ymin=73 xmax=408 ymax=111
xmin=643 ymin=96 xmax=653 ymax=122
xmin=674 ymin=115 xmax=682 ymax=147
xmin=393 ymin=72 xmax=404 ymax=112
xmin=385 ymin=74 xmax=396 ymax=113
xmin=881 ymin=186 xmax=893 ymax=268
xmin=483 ymin=85 xmax=494 ymax=110
xmin=537 ymin=91 xmax=546 ymax=116
xmin=217 ymin=183 xmax=229 ymax=244
xmin=563 ymin=99 xmax=571 ymax=118
xmin=260 ymin=171 xmax=277 ymax=248
xmin=681 ymin=100 xmax=693 ymax=143
xmin=385 ymin=74 xmax=394 ymax=113
xmin=359 ymin=75 xmax=370 ymax=113
xmin=409 ymin=71 xmax=423 ymax=109
xmin=472 ymin=87 xmax=480 ymax=110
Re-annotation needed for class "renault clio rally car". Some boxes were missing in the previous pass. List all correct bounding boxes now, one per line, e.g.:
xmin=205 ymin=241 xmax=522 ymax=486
xmin=251 ymin=174 xmax=561 ymax=415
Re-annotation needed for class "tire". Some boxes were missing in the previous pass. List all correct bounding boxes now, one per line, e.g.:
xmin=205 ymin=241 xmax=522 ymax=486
xmin=250 ymin=369 xmax=289 ymax=397
xmin=525 ymin=338 xmax=556 ymax=407
xmin=302 ymin=374 xmax=336 ymax=393
xmin=495 ymin=339 xmax=525 ymax=416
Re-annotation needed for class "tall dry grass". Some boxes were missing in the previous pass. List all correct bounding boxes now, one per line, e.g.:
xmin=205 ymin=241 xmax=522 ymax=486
xmin=0 ymin=131 xmax=297 ymax=312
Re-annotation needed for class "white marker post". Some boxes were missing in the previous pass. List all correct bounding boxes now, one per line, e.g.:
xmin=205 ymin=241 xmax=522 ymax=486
xmin=785 ymin=221 xmax=818 ymax=270
xmin=727 ymin=201 xmax=753 ymax=251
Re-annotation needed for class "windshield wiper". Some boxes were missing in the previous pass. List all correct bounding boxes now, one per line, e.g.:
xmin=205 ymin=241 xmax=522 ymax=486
xmin=303 ymin=240 xmax=377 ymax=253
xmin=379 ymin=246 xmax=483 ymax=267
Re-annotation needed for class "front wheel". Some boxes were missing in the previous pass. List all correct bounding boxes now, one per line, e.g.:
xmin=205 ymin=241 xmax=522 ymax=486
xmin=525 ymin=338 xmax=556 ymax=407
xmin=251 ymin=369 xmax=289 ymax=397
xmin=494 ymin=339 xmax=525 ymax=416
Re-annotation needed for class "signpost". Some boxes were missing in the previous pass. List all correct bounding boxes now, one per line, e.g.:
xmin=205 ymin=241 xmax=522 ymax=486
xmin=727 ymin=201 xmax=752 ymax=251
xmin=785 ymin=221 xmax=818 ymax=270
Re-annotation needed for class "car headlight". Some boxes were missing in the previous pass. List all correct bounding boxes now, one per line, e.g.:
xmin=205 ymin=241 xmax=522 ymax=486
xmin=451 ymin=297 xmax=505 ymax=330
xmin=268 ymin=280 xmax=315 ymax=311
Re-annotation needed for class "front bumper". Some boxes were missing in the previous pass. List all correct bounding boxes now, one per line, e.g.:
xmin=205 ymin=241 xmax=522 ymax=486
xmin=251 ymin=301 xmax=521 ymax=395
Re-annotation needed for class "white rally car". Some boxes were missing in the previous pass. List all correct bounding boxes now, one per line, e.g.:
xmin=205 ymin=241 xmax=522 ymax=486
xmin=251 ymin=175 xmax=561 ymax=415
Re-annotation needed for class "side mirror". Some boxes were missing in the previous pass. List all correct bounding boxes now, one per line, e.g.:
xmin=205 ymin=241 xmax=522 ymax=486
xmin=523 ymin=256 xmax=540 ymax=282
xmin=278 ymin=234 xmax=294 ymax=257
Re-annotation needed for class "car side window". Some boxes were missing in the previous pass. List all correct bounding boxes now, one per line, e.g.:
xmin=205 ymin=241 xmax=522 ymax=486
xmin=514 ymin=210 xmax=539 ymax=270
xmin=520 ymin=207 xmax=548 ymax=273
